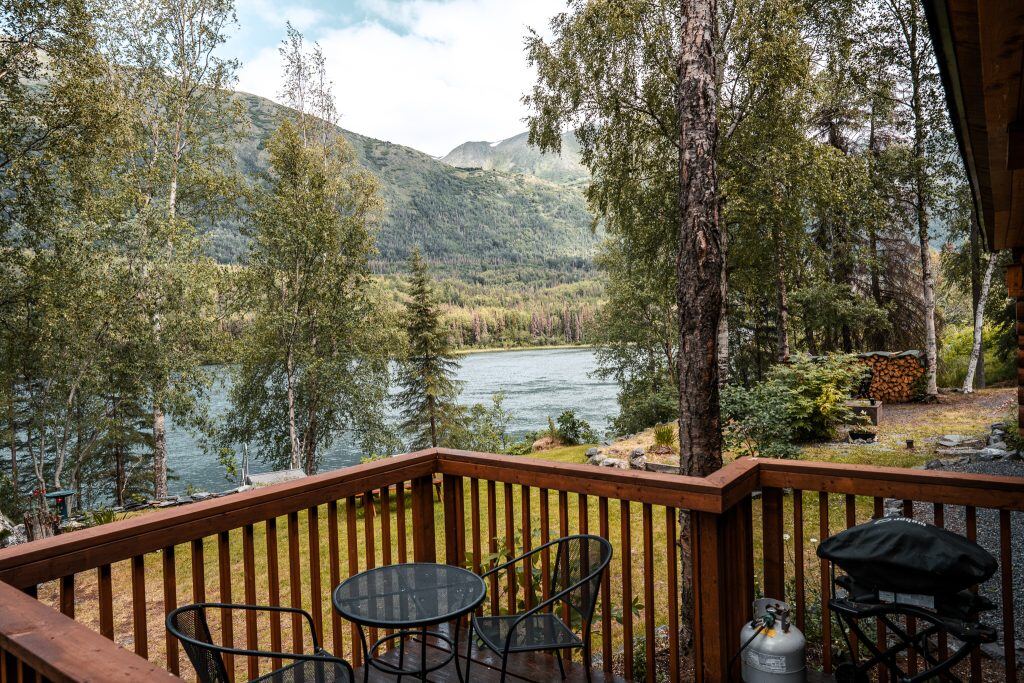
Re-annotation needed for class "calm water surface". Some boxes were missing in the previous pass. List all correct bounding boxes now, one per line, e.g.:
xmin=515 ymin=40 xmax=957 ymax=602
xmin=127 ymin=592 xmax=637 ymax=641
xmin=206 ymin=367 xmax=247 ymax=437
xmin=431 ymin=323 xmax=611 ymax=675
xmin=166 ymin=347 xmax=617 ymax=494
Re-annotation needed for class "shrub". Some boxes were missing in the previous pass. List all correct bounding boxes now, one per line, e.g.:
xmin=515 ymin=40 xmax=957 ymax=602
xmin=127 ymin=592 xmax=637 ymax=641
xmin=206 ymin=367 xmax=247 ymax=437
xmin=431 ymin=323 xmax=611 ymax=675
xmin=555 ymin=410 xmax=598 ymax=445
xmin=937 ymin=324 xmax=1015 ymax=388
xmin=766 ymin=354 xmax=868 ymax=442
xmin=722 ymin=354 xmax=868 ymax=457
xmin=721 ymin=379 xmax=800 ymax=459
xmin=652 ymin=424 xmax=675 ymax=450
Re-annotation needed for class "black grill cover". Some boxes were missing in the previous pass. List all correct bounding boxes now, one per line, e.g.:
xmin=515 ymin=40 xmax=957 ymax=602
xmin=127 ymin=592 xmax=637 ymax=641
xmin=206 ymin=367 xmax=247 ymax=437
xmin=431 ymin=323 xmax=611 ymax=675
xmin=816 ymin=517 xmax=997 ymax=595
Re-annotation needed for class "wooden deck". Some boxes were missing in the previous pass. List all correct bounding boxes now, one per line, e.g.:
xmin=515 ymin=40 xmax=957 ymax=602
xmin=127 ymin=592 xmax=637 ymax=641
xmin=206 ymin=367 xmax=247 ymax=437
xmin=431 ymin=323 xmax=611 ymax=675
xmin=354 ymin=628 xmax=627 ymax=682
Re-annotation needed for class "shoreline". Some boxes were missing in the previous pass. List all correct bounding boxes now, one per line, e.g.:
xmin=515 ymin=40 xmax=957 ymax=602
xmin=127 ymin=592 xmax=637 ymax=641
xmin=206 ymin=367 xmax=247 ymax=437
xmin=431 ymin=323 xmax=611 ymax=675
xmin=453 ymin=343 xmax=595 ymax=356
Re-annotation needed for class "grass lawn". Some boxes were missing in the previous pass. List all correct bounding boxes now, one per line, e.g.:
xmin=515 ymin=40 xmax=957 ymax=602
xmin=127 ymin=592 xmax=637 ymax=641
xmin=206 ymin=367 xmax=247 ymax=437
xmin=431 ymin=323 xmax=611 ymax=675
xmin=33 ymin=389 xmax=1013 ymax=680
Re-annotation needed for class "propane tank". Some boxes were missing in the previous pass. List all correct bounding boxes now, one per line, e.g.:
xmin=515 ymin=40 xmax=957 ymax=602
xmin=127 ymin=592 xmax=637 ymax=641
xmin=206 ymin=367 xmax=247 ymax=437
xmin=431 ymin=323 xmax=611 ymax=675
xmin=739 ymin=598 xmax=806 ymax=682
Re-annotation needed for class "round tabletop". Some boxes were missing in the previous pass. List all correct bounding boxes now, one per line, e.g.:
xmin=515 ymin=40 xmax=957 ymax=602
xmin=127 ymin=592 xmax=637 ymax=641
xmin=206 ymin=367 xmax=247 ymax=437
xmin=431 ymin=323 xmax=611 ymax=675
xmin=332 ymin=563 xmax=486 ymax=629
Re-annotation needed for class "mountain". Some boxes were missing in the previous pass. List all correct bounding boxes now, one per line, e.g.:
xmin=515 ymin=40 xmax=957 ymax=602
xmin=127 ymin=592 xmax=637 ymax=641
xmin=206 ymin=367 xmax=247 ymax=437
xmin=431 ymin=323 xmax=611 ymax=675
xmin=209 ymin=92 xmax=598 ymax=271
xmin=440 ymin=131 xmax=588 ymax=186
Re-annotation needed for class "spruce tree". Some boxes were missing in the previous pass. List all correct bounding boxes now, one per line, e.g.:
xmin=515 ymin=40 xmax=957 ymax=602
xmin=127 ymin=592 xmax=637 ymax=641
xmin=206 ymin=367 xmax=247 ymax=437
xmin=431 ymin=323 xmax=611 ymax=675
xmin=395 ymin=250 xmax=464 ymax=449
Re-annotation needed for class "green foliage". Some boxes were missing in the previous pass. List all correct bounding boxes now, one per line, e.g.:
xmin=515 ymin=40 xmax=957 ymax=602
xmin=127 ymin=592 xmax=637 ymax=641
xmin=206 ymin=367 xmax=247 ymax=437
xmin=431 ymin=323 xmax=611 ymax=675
xmin=653 ymin=425 xmax=676 ymax=450
xmin=555 ymin=410 xmax=598 ymax=445
xmin=1002 ymin=411 xmax=1024 ymax=454
xmin=721 ymin=380 xmax=800 ymax=459
xmin=394 ymin=249 xmax=464 ymax=449
xmin=937 ymin=324 xmax=1014 ymax=388
xmin=83 ymin=508 xmax=124 ymax=527
xmin=723 ymin=355 xmax=867 ymax=457
xmin=449 ymin=393 xmax=514 ymax=454
xmin=766 ymin=355 xmax=868 ymax=442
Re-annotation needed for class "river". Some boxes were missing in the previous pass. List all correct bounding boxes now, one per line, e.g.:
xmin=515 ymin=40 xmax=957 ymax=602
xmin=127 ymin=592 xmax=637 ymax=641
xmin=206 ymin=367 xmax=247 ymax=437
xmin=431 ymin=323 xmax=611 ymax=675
xmin=165 ymin=347 xmax=617 ymax=495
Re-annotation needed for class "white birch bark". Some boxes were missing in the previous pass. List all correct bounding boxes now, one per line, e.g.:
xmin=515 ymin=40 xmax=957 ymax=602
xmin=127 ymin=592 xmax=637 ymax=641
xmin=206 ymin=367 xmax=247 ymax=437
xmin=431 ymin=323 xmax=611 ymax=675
xmin=962 ymin=255 xmax=995 ymax=393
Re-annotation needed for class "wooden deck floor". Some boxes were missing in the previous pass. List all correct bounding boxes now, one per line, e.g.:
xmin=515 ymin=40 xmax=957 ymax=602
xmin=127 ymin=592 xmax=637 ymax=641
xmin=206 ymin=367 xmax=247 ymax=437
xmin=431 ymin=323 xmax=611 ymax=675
xmin=352 ymin=631 xmax=627 ymax=682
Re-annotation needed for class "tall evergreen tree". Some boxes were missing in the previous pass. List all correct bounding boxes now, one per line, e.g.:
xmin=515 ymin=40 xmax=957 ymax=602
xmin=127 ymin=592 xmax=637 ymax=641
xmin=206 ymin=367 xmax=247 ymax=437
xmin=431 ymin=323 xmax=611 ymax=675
xmin=394 ymin=249 xmax=464 ymax=449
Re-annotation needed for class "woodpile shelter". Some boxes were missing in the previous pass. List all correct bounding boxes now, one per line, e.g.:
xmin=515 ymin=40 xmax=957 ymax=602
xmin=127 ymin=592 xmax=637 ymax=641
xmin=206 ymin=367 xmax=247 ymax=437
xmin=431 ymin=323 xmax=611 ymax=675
xmin=926 ymin=0 xmax=1024 ymax=427
xmin=857 ymin=351 xmax=926 ymax=403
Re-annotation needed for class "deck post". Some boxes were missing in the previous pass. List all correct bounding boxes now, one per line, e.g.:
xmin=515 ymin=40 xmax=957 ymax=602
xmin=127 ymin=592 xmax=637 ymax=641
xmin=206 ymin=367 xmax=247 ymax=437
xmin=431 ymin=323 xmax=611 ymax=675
xmin=1008 ymin=250 xmax=1024 ymax=430
xmin=441 ymin=474 xmax=465 ymax=566
xmin=690 ymin=497 xmax=754 ymax=683
xmin=411 ymin=475 xmax=437 ymax=562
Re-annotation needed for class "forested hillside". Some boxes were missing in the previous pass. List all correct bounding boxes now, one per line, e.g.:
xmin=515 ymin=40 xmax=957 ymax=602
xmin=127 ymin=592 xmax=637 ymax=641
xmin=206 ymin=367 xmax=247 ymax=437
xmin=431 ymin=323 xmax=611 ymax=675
xmin=210 ymin=92 xmax=600 ymax=271
xmin=440 ymin=131 xmax=588 ymax=185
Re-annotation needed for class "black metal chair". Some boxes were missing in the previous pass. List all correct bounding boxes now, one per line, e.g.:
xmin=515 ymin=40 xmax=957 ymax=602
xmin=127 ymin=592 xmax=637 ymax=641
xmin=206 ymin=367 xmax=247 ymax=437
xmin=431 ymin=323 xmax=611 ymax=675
xmin=465 ymin=534 xmax=612 ymax=682
xmin=167 ymin=603 xmax=353 ymax=683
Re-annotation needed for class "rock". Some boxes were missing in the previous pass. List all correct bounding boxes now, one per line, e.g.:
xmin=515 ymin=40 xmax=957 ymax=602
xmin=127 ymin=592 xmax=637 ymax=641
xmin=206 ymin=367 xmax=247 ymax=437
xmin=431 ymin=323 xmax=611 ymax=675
xmin=630 ymin=447 xmax=645 ymax=457
xmin=585 ymin=447 xmax=600 ymax=457
xmin=599 ymin=458 xmax=627 ymax=469
xmin=586 ymin=454 xmax=603 ymax=466
xmin=988 ymin=440 xmax=1008 ymax=450
xmin=600 ymin=439 xmax=612 ymax=446
xmin=976 ymin=447 xmax=1010 ymax=461
xmin=925 ymin=459 xmax=943 ymax=470
xmin=1009 ymin=451 xmax=1022 ymax=461
xmin=0 ymin=513 xmax=26 ymax=548
xmin=191 ymin=491 xmax=213 ymax=501
xmin=937 ymin=434 xmax=985 ymax=449
xmin=531 ymin=436 xmax=561 ymax=452
xmin=991 ymin=422 xmax=1006 ymax=431
xmin=934 ymin=446 xmax=982 ymax=458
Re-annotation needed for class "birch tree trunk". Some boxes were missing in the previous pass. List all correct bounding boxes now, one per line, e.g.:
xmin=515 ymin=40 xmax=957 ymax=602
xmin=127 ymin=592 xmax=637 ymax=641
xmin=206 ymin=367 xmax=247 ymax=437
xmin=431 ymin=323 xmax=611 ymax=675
xmin=286 ymin=345 xmax=300 ymax=470
xmin=969 ymin=215 xmax=986 ymax=388
xmin=962 ymin=255 xmax=995 ymax=393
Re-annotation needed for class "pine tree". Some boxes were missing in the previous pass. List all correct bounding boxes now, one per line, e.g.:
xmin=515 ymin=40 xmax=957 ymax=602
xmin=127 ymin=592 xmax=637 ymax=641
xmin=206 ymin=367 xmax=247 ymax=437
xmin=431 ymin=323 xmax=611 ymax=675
xmin=394 ymin=250 xmax=464 ymax=449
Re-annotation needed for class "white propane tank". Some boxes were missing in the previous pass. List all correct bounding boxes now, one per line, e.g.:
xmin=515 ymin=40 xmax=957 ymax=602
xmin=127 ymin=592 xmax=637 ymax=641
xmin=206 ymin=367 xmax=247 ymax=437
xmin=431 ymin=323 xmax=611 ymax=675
xmin=739 ymin=598 xmax=806 ymax=682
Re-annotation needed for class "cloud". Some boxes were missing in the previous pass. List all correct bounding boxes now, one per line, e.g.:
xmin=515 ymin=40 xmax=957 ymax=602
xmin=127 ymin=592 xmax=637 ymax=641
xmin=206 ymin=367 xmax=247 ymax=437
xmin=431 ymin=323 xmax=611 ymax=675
xmin=238 ymin=0 xmax=325 ymax=31
xmin=235 ymin=0 xmax=557 ymax=156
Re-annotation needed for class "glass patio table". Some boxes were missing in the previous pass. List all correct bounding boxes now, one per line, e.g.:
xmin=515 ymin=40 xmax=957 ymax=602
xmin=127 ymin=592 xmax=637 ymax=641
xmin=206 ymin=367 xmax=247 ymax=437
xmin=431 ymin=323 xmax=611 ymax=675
xmin=332 ymin=563 xmax=486 ymax=682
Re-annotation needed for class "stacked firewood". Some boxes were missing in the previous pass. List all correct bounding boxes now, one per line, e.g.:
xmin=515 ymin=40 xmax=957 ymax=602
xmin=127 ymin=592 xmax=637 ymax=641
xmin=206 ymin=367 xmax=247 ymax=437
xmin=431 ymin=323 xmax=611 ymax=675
xmin=859 ymin=352 xmax=925 ymax=403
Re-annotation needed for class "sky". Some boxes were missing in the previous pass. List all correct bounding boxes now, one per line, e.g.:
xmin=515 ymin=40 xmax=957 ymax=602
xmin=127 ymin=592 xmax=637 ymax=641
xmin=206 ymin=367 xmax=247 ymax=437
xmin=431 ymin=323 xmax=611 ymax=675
xmin=226 ymin=0 xmax=558 ymax=157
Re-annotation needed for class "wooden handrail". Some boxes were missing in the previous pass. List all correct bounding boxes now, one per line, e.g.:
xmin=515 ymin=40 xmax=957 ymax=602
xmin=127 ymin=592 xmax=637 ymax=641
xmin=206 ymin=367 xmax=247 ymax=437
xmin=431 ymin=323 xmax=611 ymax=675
xmin=0 ymin=581 xmax=180 ymax=682
xmin=0 ymin=450 xmax=436 ymax=588
xmin=434 ymin=447 xmax=757 ymax=511
xmin=758 ymin=459 xmax=1024 ymax=510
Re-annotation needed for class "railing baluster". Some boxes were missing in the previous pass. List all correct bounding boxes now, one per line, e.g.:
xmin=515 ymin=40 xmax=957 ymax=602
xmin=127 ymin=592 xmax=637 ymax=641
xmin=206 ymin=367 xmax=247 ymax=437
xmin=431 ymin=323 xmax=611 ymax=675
xmin=1000 ymin=509 xmax=1017 ymax=682
xmin=540 ymin=487 xmax=551 ymax=605
xmin=558 ymin=489 xmax=570 ymax=666
xmin=346 ymin=496 xmax=360 ymax=668
xmin=381 ymin=485 xmax=393 ymax=568
xmin=665 ymin=506 xmax=679 ymax=682
xmin=190 ymin=538 xmax=206 ymax=603
xmin=845 ymin=494 xmax=858 ymax=657
xmin=793 ymin=489 xmax=805 ymax=631
xmin=266 ymin=518 xmax=282 ymax=662
xmin=902 ymin=500 xmax=917 ymax=676
xmin=966 ymin=505 xmax=981 ymax=681
xmin=578 ymin=492 xmax=589 ymax=535
xmin=97 ymin=563 xmax=113 ymax=640
xmin=486 ymin=480 xmax=499 ymax=614
xmin=242 ymin=524 xmax=258 ymax=679
xmin=131 ymin=554 xmax=147 ymax=658
xmin=598 ymin=497 xmax=612 ymax=672
xmin=307 ymin=506 xmax=323 ymax=642
xmin=620 ymin=499 xmax=633 ymax=681
xmin=163 ymin=546 xmax=179 ymax=675
xmin=933 ymin=503 xmax=948 ymax=662
xmin=762 ymin=487 xmax=785 ymax=600
xmin=287 ymin=511 xmax=302 ymax=654
xmin=818 ymin=492 xmax=831 ymax=675
xmin=504 ymin=482 xmax=516 ymax=612
xmin=217 ymin=532 xmax=234 ymax=681
xmin=470 ymin=478 xmax=482 ymax=577
xmin=873 ymin=497 xmax=888 ymax=683
xmin=395 ymin=481 xmax=408 ymax=564
xmin=521 ymin=485 xmax=533 ymax=608
xmin=362 ymin=492 xmax=378 ymax=649
xmin=642 ymin=503 xmax=655 ymax=682
xmin=59 ymin=574 xmax=74 ymax=619
xmin=327 ymin=500 xmax=343 ymax=658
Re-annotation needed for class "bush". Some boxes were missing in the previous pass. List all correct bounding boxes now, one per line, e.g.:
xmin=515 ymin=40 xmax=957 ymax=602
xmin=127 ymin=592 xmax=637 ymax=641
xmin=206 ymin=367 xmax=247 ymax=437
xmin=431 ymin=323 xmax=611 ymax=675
xmin=767 ymin=354 xmax=868 ymax=442
xmin=722 ymin=354 xmax=868 ymax=457
xmin=722 ymin=380 xmax=800 ymax=459
xmin=653 ymin=424 xmax=676 ymax=451
xmin=555 ymin=410 xmax=598 ymax=445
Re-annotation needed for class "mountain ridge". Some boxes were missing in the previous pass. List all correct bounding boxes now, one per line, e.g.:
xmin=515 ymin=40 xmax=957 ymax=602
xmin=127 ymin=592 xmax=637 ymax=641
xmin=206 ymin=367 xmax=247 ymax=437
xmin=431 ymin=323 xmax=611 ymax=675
xmin=208 ymin=91 xmax=598 ymax=270
xmin=440 ymin=130 xmax=588 ymax=186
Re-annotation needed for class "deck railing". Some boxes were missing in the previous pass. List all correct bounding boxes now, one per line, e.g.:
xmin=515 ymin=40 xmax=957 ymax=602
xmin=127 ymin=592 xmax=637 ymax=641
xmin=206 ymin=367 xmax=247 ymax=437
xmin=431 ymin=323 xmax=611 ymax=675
xmin=0 ymin=448 xmax=1020 ymax=683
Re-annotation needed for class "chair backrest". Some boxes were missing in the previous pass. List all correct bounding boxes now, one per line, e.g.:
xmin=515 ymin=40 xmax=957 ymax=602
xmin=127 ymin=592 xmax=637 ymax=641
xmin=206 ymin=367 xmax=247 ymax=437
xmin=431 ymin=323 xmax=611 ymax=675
xmin=550 ymin=534 xmax=612 ymax=626
xmin=167 ymin=604 xmax=231 ymax=683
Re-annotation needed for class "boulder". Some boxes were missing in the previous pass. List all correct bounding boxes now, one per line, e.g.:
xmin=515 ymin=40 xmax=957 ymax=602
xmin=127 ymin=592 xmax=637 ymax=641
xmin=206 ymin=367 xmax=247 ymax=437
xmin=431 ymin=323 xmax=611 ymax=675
xmin=586 ymin=453 xmax=604 ymax=466
xmin=585 ymin=447 xmax=600 ymax=457
xmin=934 ymin=446 xmax=982 ymax=458
xmin=975 ymin=447 xmax=1010 ymax=461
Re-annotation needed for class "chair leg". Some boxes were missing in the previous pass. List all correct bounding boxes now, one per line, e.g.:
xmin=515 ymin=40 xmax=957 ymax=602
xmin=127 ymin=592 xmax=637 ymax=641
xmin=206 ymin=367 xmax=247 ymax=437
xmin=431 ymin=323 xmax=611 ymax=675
xmin=500 ymin=648 xmax=510 ymax=683
xmin=463 ymin=624 xmax=473 ymax=682
xmin=583 ymin=643 xmax=592 ymax=683
xmin=556 ymin=651 xmax=567 ymax=680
